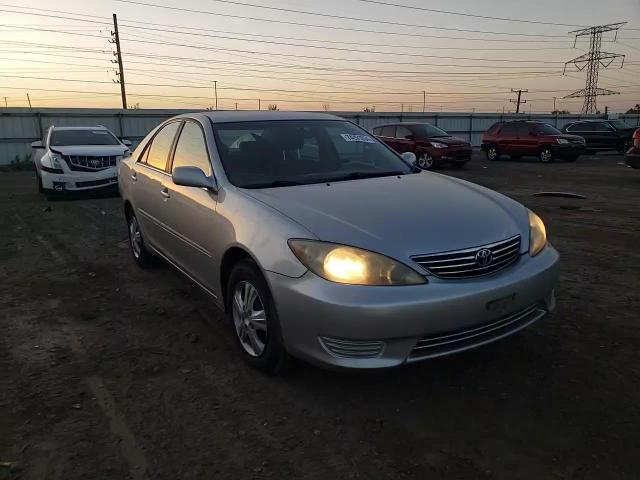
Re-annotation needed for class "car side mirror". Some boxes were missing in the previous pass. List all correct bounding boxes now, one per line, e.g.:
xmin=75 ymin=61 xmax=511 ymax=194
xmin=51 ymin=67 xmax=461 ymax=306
xmin=172 ymin=166 xmax=217 ymax=191
xmin=401 ymin=151 xmax=417 ymax=164
xmin=405 ymin=134 xmax=415 ymax=141
xmin=31 ymin=141 xmax=44 ymax=149
xmin=122 ymin=139 xmax=132 ymax=147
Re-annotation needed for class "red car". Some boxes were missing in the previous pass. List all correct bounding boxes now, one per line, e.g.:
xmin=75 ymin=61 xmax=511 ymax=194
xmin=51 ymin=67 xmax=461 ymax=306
xmin=481 ymin=121 xmax=586 ymax=163
xmin=372 ymin=123 xmax=472 ymax=169
xmin=625 ymin=128 xmax=640 ymax=169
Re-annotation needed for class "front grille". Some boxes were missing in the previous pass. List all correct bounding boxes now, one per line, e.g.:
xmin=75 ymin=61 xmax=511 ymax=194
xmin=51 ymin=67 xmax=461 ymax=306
xmin=319 ymin=336 xmax=385 ymax=359
xmin=75 ymin=177 xmax=117 ymax=188
xmin=64 ymin=155 xmax=118 ymax=171
xmin=408 ymin=304 xmax=544 ymax=360
xmin=412 ymin=235 xmax=521 ymax=279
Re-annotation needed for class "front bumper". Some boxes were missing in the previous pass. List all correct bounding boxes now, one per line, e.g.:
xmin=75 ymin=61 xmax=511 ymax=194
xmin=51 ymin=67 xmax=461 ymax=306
xmin=427 ymin=148 xmax=472 ymax=163
xmin=40 ymin=166 xmax=119 ymax=191
xmin=267 ymin=245 xmax=559 ymax=369
xmin=625 ymin=150 xmax=640 ymax=169
xmin=550 ymin=143 xmax=585 ymax=158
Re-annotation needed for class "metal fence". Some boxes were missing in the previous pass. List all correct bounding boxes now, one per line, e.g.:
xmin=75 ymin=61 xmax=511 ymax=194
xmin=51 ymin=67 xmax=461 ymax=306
xmin=2 ymin=107 xmax=639 ymax=165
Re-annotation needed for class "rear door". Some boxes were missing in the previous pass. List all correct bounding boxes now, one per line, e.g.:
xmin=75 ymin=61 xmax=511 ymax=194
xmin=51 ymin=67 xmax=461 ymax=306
xmin=496 ymin=123 xmax=518 ymax=155
xmin=393 ymin=125 xmax=416 ymax=154
xmin=161 ymin=120 xmax=219 ymax=290
xmin=131 ymin=120 xmax=182 ymax=254
xmin=592 ymin=122 xmax=619 ymax=149
xmin=519 ymin=123 xmax=539 ymax=155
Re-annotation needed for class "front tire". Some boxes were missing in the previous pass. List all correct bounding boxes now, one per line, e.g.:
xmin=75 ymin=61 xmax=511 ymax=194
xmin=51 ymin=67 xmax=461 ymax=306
xmin=226 ymin=259 xmax=290 ymax=374
xmin=540 ymin=147 xmax=553 ymax=163
xmin=416 ymin=153 xmax=434 ymax=170
xmin=485 ymin=145 xmax=499 ymax=161
xmin=127 ymin=211 xmax=155 ymax=268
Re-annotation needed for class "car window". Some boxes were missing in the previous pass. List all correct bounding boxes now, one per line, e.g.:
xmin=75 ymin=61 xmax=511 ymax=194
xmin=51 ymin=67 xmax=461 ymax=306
xmin=411 ymin=124 xmax=450 ymax=138
xmin=568 ymin=122 xmax=592 ymax=132
xmin=608 ymin=120 xmax=629 ymax=130
xmin=500 ymin=124 xmax=519 ymax=135
xmin=145 ymin=122 xmax=181 ymax=171
xmin=50 ymin=129 xmax=120 ymax=146
xmin=395 ymin=126 xmax=413 ymax=139
xmin=171 ymin=121 xmax=212 ymax=176
xmin=213 ymin=120 xmax=412 ymax=188
xmin=533 ymin=123 xmax=562 ymax=135
xmin=381 ymin=126 xmax=396 ymax=137
xmin=592 ymin=122 xmax=613 ymax=132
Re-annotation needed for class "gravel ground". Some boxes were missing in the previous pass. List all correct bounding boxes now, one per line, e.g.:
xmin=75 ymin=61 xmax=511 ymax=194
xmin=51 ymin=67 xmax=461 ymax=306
xmin=1 ymin=152 xmax=639 ymax=480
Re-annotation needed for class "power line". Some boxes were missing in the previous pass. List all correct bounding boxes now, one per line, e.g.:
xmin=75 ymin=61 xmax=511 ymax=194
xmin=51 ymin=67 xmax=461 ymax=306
xmin=352 ymin=0 xmax=587 ymax=27
xmin=189 ymin=0 xmax=571 ymax=37
xmin=114 ymin=0 xmax=569 ymax=39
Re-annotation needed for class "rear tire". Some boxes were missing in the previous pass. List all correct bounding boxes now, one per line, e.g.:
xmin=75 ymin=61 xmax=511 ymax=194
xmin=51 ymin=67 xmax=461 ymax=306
xmin=226 ymin=259 xmax=290 ymax=374
xmin=485 ymin=145 xmax=499 ymax=161
xmin=127 ymin=211 xmax=156 ymax=268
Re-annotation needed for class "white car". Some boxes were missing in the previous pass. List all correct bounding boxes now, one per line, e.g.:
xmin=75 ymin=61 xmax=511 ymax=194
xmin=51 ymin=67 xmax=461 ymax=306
xmin=32 ymin=125 xmax=132 ymax=197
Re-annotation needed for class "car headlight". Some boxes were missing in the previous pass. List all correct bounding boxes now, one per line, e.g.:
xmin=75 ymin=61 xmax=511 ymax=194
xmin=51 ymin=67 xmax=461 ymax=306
xmin=528 ymin=209 xmax=547 ymax=256
xmin=41 ymin=152 xmax=63 ymax=170
xmin=430 ymin=142 xmax=448 ymax=149
xmin=288 ymin=239 xmax=426 ymax=286
xmin=556 ymin=138 xmax=569 ymax=144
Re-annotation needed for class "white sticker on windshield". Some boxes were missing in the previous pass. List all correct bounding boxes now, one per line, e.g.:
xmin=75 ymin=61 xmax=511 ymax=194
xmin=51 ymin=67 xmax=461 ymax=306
xmin=340 ymin=133 xmax=376 ymax=143
xmin=92 ymin=131 xmax=109 ymax=134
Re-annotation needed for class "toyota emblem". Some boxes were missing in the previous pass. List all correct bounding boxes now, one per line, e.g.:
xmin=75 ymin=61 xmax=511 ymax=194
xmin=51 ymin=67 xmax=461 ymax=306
xmin=475 ymin=248 xmax=493 ymax=267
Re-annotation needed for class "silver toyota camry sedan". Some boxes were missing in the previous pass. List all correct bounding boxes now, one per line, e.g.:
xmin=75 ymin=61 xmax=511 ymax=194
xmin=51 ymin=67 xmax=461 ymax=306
xmin=119 ymin=112 xmax=559 ymax=372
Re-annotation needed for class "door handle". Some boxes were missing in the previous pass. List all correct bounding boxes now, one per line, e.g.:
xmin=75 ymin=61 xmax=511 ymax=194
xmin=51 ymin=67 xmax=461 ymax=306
xmin=160 ymin=188 xmax=170 ymax=199
xmin=131 ymin=172 xmax=137 ymax=181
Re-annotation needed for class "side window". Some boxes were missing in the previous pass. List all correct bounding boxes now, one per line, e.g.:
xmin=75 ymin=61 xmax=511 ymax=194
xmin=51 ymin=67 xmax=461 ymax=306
xmin=514 ymin=124 xmax=530 ymax=136
xmin=145 ymin=122 xmax=181 ymax=171
xmin=396 ymin=126 xmax=413 ymax=139
xmin=569 ymin=122 xmax=591 ymax=132
xmin=381 ymin=125 xmax=396 ymax=137
xmin=593 ymin=122 xmax=613 ymax=132
xmin=172 ymin=121 xmax=212 ymax=176
xmin=500 ymin=124 xmax=517 ymax=135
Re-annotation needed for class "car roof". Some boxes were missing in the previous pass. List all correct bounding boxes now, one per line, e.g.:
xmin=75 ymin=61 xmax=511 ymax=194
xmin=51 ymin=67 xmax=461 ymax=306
xmin=179 ymin=111 xmax=345 ymax=124
xmin=565 ymin=119 xmax=607 ymax=124
xmin=373 ymin=123 xmax=432 ymax=127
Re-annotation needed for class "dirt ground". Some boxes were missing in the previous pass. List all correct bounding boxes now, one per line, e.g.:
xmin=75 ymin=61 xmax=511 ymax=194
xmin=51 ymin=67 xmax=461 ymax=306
xmin=1 ymin=152 xmax=639 ymax=480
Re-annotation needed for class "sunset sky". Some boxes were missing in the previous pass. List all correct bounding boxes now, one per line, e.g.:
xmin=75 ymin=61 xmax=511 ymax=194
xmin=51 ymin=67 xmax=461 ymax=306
xmin=0 ymin=0 xmax=639 ymax=112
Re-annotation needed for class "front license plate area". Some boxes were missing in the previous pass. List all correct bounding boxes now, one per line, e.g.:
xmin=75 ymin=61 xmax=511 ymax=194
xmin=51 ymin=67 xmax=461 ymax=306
xmin=486 ymin=293 xmax=516 ymax=315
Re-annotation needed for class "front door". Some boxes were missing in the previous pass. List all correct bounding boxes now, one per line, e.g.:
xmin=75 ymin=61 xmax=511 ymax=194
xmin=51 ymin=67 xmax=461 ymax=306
xmin=161 ymin=120 xmax=219 ymax=292
xmin=394 ymin=125 xmax=416 ymax=154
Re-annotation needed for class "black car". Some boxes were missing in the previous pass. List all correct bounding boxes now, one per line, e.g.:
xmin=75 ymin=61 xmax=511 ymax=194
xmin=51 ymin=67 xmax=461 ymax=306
xmin=561 ymin=119 xmax=635 ymax=153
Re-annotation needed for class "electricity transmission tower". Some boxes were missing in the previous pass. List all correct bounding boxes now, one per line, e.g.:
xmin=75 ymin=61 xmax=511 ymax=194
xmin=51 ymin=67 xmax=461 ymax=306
xmin=563 ymin=23 xmax=626 ymax=114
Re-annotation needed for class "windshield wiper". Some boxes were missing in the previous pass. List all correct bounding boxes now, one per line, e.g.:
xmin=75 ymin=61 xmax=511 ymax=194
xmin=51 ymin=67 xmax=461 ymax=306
xmin=326 ymin=171 xmax=407 ymax=182
xmin=242 ymin=180 xmax=306 ymax=189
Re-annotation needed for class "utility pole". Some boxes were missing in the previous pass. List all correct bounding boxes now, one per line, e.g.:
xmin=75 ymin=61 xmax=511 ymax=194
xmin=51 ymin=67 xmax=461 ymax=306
xmin=510 ymin=89 xmax=528 ymax=114
xmin=258 ymin=99 xmax=261 ymax=110
xmin=111 ymin=13 xmax=127 ymax=109
xmin=26 ymin=93 xmax=32 ymax=109
xmin=553 ymin=97 xmax=557 ymax=113
xmin=422 ymin=90 xmax=426 ymax=113
xmin=564 ymin=23 xmax=626 ymax=114
xmin=235 ymin=102 xmax=238 ymax=110
xmin=213 ymin=81 xmax=218 ymax=110
xmin=3 ymin=97 xmax=6 ymax=108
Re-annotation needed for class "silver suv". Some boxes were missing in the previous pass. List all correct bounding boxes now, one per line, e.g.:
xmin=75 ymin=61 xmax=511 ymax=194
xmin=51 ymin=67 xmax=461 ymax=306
xmin=119 ymin=112 xmax=559 ymax=373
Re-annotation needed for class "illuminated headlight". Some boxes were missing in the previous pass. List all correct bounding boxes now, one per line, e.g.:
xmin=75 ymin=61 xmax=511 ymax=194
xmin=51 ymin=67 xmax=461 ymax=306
xmin=430 ymin=141 xmax=448 ymax=149
xmin=41 ymin=152 xmax=63 ymax=170
xmin=288 ymin=239 xmax=426 ymax=286
xmin=556 ymin=138 xmax=569 ymax=144
xmin=528 ymin=209 xmax=547 ymax=256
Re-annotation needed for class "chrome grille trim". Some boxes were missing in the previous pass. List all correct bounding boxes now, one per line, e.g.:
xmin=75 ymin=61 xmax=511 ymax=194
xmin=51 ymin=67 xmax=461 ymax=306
xmin=63 ymin=155 xmax=118 ymax=171
xmin=319 ymin=336 xmax=385 ymax=359
xmin=408 ymin=304 xmax=545 ymax=360
xmin=412 ymin=235 xmax=521 ymax=279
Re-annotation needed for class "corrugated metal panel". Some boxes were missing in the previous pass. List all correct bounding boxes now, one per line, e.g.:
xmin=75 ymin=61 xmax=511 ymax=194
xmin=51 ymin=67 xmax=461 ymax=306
xmin=1 ymin=108 xmax=639 ymax=165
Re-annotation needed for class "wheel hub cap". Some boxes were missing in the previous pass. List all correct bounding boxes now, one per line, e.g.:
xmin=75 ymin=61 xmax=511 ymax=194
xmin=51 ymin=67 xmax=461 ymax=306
xmin=232 ymin=281 xmax=267 ymax=357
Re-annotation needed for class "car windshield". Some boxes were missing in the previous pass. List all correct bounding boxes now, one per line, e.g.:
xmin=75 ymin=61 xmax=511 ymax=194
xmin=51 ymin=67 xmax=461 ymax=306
xmin=609 ymin=120 xmax=630 ymax=130
xmin=411 ymin=124 xmax=450 ymax=138
xmin=533 ymin=123 xmax=562 ymax=135
xmin=50 ymin=129 xmax=120 ymax=146
xmin=213 ymin=120 xmax=413 ymax=188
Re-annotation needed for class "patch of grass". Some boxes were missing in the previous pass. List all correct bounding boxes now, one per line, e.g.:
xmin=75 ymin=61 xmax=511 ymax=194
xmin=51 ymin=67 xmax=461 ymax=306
xmin=1 ymin=153 xmax=34 ymax=172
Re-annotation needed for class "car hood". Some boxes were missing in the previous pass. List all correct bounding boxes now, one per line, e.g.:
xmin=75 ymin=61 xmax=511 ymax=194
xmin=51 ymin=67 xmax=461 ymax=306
xmin=419 ymin=136 xmax=470 ymax=146
xmin=242 ymin=173 xmax=529 ymax=260
xmin=50 ymin=145 xmax=129 ymax=156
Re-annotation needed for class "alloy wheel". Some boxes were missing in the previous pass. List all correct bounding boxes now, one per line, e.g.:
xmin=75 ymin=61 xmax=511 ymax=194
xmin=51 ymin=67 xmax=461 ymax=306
xmin=540 ymin=149 xmax=553 ymax=163
xmin=487 ymin=147 xmax=498 ymax=160
xmin=232 ymin=281 xmax=268 ymax=357
xmin=417 ymin=154 xmax=434 ymax=169
xmin=129 ymin=215 xmax=142 ymax=259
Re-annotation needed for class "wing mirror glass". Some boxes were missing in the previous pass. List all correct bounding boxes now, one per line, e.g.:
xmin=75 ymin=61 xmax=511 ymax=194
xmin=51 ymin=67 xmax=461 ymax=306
xmin=172 ymin=166 xmax=217 ymax=191
xmin=31 ymin=141 xmax=44 ymax=149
